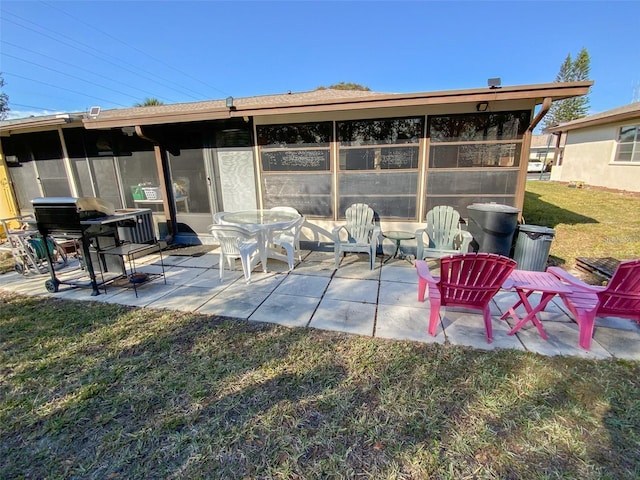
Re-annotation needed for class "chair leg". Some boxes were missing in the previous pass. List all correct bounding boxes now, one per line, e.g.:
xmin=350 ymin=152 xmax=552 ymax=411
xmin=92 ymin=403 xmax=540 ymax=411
xmin=241 ymin=253 xmax=252 ymax=284
xmin=334 ymin=248 xmax=341 ymax=268
xmin=482 ymin=305 xmax=493 ymax=343
xmin=428 ymin=298 xmax=441 ymax=336
xmin=577 ymin=311 xmax=597 ymax=350
xmin=219 ymin=252 xmax=224 ymax=281
xmin=281 ymin=243 xmax=294 ymax=270
xmin=417 ymin=277 xmax=427 ymax=302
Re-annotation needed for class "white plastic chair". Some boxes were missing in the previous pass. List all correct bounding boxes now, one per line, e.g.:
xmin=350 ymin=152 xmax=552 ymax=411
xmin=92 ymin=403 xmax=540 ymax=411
xmin=333 ymin=203 xmax=380 ymax=269
xmin=271 ymin=215 xmax=305 ymax=270
xmin=208 ymin=224 xmax=260 ymax=283
xmin=269 ymin=207 xmax=304 ymax=265
xmin=415 ymin=205 xmax=472 ymax=259
xmin=212 ymin=212 xmax=226 ymax=224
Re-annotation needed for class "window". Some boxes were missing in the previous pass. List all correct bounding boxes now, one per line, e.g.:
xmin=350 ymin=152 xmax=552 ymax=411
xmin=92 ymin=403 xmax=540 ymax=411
xmin=615 ymin=125 xmax=640 ymax=163
xmin=337 ymin=117 xmax=423 ymax=219
xmin=428 ymin=111 xmax=529 ymax=169
xmin=426 ymin=111 xmax=530 ymax=215
xmin=258 ymin=122 xmax=333 ymax=217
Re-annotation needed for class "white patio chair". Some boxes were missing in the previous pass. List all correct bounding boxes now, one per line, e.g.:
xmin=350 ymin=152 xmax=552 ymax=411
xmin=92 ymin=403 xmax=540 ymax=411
xmin=269 ymin=207 xmax=304 ymax=265
xmin=212 ymin=211 xmax=227 ymax=224
xmin=271 ymin=215 xmax=305 ymax=270
xmin=415 ymin=205 xmax=473 ymax=259
xmin=333 ymin=203 xmax=380 ymax=270
xmin=208 ymin=224 xmax=260 ymax=283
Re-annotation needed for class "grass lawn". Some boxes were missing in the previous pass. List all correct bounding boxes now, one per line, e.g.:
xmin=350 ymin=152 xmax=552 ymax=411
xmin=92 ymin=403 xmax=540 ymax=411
xmin=523 ymin=181 xmax=640 ymax=269
xmin=1 ymin=293 xmax=640 ymax=479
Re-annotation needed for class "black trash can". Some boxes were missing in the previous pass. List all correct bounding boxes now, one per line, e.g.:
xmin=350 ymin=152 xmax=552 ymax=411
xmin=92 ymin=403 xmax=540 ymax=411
xmin=512 ymin=224 xmax=555 ymax=271
xmin=466 ymin=203 xmax=520 ymax=257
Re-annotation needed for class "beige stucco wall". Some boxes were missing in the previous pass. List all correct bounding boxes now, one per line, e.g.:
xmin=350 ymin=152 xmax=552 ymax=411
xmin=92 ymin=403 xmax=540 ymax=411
xmin=555 ymin=123 xmax=640 ymax=192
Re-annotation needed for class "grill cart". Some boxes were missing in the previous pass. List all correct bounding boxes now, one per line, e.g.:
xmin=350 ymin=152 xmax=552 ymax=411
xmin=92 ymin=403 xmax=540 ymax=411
xmin=32 ymin=197 xmax=164 ymax=296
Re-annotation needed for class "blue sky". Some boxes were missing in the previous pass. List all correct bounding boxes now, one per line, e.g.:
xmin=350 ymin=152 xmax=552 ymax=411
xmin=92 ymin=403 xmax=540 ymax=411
xmin=1 ymin=1 xmax=639 ymax=119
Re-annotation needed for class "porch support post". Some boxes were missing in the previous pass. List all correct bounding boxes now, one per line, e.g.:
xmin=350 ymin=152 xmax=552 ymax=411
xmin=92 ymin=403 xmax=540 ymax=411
xmin=135 ymin=126 xmax=177 ymax=240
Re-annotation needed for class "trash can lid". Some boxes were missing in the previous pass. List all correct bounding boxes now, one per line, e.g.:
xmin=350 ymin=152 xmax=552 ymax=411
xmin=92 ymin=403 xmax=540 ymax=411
xmin=467 ymin=203 xmax=520 ymax=213
xmin=518 ymin=224 xmax=555 ymax=234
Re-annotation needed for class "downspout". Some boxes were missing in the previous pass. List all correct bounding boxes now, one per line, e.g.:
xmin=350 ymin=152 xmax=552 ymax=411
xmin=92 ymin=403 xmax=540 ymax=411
xmin=516 ymin=97 xmax=553 ymax=221
xmin=527 ymin=97 xmax=553 ymax=133
xmin=135 ymin=125 xmax=177 ymax=241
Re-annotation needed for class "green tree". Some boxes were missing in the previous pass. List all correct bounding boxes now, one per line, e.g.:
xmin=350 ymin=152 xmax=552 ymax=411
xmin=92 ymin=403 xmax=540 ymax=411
xmin=134 ymin=97 xmax=164 ymax=107
xmin=316 ymin=82 xmax=370 ymax=91
xmin=543 ymin=48 xmax=591 ymax=129
xmin=0 ymin=73 xmax=9 ymax=120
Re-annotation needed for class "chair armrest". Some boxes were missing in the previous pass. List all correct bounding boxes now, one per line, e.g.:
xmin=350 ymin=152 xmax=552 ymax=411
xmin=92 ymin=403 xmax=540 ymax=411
xmin=415 ymin=260 xmax=439 ymax=285
xmin=547 ymin=266 xmax=605 ymax=293
xmin=371 ymin=226 xmax=382 ymax=247
xmin=415 ymin=229 xmax=426 ymax=259
xmin=332 ymin=225 xmax=347 ymax=243
xmin=458 ymin=231 xmax=473 ymax=253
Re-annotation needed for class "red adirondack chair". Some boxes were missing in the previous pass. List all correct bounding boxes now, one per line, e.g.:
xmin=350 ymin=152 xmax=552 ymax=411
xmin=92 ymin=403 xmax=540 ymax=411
xmin=415 ymin=253 xmax=517 ymax=343
xmin=547 ymin=259 xmax=640 ymax=350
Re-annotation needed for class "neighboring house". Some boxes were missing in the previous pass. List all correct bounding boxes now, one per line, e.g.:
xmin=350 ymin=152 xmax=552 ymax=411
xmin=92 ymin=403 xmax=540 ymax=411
xmin=546 ymin=102 xmax=640 ymax=192
xmin=0 ymin=81 xmax=591 ymax=244
xmin=529 ymin=134 xmax=555 ymax=164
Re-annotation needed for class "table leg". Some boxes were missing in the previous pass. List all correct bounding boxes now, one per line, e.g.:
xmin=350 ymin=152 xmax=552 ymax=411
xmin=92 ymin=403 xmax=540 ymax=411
xmin=384 ymin=239 xmax=401 ymax=264
xmin=500 ymin=291 xmax=530 ymax=320
xmin=506 ymin=290 xmax=555 ymax=340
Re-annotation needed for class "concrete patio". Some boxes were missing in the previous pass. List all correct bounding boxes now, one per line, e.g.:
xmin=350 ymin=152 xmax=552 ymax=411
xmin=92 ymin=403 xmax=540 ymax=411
xmin=1 ymin=246 xmax=639 ymax=361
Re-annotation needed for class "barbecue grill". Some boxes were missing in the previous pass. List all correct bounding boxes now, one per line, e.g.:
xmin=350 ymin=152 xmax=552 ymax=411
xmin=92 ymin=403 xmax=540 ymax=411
xmin=32 ymin=197 xmax=143 ymax=295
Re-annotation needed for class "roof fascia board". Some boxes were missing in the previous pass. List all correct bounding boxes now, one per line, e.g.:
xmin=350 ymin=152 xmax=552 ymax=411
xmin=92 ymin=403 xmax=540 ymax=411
xmin=546 ymin=110 xmax=640 ymax=133
xmin=0 ymin=117 xmax=83 ymax=136
xmin=83 ymin=81 xmax=593 ymax=130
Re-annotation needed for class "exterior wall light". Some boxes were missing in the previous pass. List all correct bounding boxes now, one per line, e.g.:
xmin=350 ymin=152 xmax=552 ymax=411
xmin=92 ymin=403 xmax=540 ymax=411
xmin=476 ymin=102 xmax=489 ymax=112
xmin=226 ymin=96 xmax=235 ymax=110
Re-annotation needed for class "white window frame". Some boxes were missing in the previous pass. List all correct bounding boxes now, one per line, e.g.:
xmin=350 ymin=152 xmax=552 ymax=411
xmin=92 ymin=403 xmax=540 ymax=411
xmin=614 ymin=124 xmax=640 ymax=164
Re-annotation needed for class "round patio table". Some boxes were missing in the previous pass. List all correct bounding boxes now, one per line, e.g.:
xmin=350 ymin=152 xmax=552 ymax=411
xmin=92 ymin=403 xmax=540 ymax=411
xmin=383 ymin=230 xmax=416 ymax=264
xmin=220 ymin=209 xmax=300 ymax=272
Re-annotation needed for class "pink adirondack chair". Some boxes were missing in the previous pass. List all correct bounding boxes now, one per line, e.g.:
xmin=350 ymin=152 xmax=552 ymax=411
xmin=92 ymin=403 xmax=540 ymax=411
xmin=415 ymin=253 xmax=517 ymax=342
xmin=547 ymin=259 xmax=640 ymax=350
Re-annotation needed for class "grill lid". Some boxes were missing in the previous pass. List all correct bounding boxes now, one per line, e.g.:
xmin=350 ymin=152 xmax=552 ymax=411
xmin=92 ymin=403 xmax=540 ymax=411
xmin=32 ymin=197 xmax=116 ymax=216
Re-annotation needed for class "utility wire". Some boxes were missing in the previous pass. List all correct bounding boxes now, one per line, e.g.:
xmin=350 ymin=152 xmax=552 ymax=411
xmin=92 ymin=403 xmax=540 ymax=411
xmin=4 ymin=72 xmax=130 ymax=108
xmin=40 ymin=0 xmax=231 ymax=98
xmin=9 ymin=102 xmax=62 ymax=112
xmin=2 ymin=12 xmax=209 ymax=102
xmin=2 ymin=40 xmax=180 ymax=103
xmin=3 ymin=52 xmax=162 ymax=103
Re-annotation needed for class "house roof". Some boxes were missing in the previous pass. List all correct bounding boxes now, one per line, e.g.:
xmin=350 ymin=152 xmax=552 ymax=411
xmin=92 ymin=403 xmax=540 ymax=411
xmin=530 ymin=134 xmax=554 ymax=148
xmin=545 ymin=101 xmax=640 ymax=133
xmin=0 ymin=113 xmax=84 ymax=136
xmin=1 ymin=81 xmax=593 ymax=133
